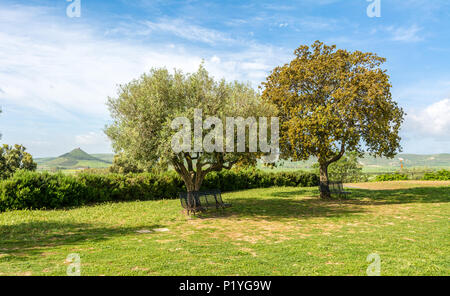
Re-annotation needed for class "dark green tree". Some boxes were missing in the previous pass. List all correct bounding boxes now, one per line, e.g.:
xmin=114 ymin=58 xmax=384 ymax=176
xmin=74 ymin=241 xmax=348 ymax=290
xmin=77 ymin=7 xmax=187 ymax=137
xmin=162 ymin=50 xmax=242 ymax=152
xmin=0 ymin=144 xmax=37 ymax=179
xmin=262 ymin=41 xmax=404 ymax=198
xmin=109 ymin=153 xmax=144 ymax=174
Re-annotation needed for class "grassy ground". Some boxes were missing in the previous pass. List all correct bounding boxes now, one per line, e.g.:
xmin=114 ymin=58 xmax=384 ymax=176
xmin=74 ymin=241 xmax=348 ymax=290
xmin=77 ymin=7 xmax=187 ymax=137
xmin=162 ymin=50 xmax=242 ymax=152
xmin=0 ymin=181 xmax=449 ymax=276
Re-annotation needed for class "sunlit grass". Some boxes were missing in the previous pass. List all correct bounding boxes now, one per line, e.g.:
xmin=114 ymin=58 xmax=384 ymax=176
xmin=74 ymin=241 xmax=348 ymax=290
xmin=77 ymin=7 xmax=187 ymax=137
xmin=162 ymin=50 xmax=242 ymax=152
xmin=0 ymin=181 xmax=448 ymax=276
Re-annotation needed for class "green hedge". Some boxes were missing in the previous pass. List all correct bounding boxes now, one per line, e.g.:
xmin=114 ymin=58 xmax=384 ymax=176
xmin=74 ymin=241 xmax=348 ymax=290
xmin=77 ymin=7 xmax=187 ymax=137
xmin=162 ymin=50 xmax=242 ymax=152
xmin=0 ymin=169 xmax=319 ymax=211
xmin=372 ymin=169 xmax=450 ymax=182
xmin=422 ymin=169 xmax=450 ymax=181
xmin=374 ymin=173 xmax=409 ymax=182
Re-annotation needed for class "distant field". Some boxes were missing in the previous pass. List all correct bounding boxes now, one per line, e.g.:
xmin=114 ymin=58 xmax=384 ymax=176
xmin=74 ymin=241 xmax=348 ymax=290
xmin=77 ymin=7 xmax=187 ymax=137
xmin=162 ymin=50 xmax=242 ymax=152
xmin=36 ymin=150 xmax=450 ymax=174
xmin=1 ymin=181 xmax=448 ymax=276
xmin=259 ymin=165 xmax=450 ymax=174
xmin=258 ymin=154 xmax=450 ymax=174
xmin=345 ymin=180 xmax=450 ymax=190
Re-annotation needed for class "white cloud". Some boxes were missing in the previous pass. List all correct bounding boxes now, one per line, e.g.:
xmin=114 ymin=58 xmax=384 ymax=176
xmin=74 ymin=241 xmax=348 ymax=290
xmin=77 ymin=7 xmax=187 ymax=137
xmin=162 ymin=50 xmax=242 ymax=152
xmin=407 ymin=98 xmax=450 ymax=138
xmin=74 ymin=131 xmax=111 ymax=153
xmin=143 ymin=19 xmax=234 ymax=45
xmin=0 ymin=4 xmax=288 ymax=122
xmin=0 ymin=3 xmax=292 ymax=156
xmin=75 ymin=132 xmax=106 ymax=145
xmin=210 ymin=55 xmax=221 ymax=63
xmin=387 ymin=24 xmax=423 ymax=42
xmin=393 ymin=79 xmax=450 ymax=106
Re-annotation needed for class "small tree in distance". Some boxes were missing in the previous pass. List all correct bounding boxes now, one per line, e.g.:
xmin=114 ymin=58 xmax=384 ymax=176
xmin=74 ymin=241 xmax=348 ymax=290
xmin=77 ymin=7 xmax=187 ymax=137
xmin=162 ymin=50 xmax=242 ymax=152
xmin=0 ymin=144 xmax=37 ymax=179
xmin=109 ymin=153 xmax=144 ymax=174
xmin=312 ymin=152 xmax=366 ymax=183
xmin=262 ymin=41 xmax=404 ymax=198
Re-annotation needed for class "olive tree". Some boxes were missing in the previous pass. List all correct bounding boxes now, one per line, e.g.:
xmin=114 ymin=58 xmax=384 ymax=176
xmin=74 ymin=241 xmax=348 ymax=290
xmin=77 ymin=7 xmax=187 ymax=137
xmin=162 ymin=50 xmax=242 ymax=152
xmin=262 ymin=41 xmax=404 ymax=198
xmin=105 ymin=65 xmax=276 ymax=192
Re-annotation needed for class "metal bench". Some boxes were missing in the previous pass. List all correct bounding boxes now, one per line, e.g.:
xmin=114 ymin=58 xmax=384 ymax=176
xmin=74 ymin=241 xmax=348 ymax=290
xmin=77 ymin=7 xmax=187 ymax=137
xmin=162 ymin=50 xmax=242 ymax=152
xmin=319 ymin=181 xmax=351 ymax=199
xmin=179 ymin=190 xmax=231 ymax=214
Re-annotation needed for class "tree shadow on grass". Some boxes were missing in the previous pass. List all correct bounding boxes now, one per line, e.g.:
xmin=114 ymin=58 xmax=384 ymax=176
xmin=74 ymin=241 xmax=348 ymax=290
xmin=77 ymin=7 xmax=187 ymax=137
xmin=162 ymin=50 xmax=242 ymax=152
xmin=199 ymin=196 xmax=362 ymax=221
xmin=0 ymin=221 xmax=164 ymax=262
xmin=199 ymin=186 xmax=449 ymax=220
xmin=345 ymin=186 xmax=450 ymax=205
xmin=269 ymin=188 xmax=318 ymax=198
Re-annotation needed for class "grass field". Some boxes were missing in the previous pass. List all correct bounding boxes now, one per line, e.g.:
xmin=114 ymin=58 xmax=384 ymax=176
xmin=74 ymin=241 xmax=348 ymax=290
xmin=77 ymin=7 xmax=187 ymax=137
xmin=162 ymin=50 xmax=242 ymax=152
xmin=0 ymin=181 xmax=449 ymax=276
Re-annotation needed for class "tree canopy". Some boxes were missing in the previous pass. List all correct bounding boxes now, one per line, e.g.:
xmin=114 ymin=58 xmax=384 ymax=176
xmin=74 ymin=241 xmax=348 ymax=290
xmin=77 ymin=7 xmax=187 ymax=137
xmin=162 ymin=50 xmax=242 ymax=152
xmin=105 ymin=65 xmax=276 ymax=192
xmin=262 ymin=41 xmax=404 ymax=198
xmin=0 ymin=144 xmax=37 ymax=179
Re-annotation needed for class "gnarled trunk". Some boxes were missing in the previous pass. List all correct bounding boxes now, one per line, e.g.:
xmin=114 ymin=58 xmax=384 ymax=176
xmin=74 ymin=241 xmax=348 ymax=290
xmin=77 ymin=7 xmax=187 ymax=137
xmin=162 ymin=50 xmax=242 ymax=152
xmin=181 ymin=173 xmax=204 ymax=213
xmin=180 ymin=173 xmax=203 ymax=193
xmin=171 ymin=153 xmax=235 ymax=212
xmin=319 ymin=162 xmax=331 ymax=199
xmin=178 ymin=168 xmax=206 ymax=192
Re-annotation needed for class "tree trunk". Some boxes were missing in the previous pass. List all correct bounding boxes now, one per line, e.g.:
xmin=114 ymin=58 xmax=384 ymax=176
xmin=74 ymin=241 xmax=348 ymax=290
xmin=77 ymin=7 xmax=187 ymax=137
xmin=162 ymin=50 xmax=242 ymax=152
xmin=183 ymin=175 xmax=195 ymax=193
xmin=180 ymin=175 xmax=196 ymax=213
xmin=194 ymin=178 xmax=203 ymax=191
xmin=182 ymin=173 xmax=206 ymax=214
xmin=319 ymin=162 xmax=331 ymax=199
xmin=193 ymin=171 xmax=205 ymax=192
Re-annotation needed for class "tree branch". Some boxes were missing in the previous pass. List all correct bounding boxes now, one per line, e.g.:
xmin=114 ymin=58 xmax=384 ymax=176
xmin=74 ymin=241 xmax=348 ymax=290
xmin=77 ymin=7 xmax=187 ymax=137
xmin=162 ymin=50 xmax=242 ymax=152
xmin=327 ymin=141 xmax=346 ymax=164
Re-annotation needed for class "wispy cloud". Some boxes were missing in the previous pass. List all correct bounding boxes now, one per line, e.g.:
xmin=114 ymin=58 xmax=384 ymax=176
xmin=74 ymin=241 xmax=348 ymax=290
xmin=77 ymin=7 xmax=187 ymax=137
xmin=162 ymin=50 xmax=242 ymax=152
xmin=75 ymin=131 xmax=111 ymax=152
xmin=0 ymin=4 xmax=287 ymax=120
xmin=0 ymin=3 xmax=290 ymax=156
xmin=387 ymin=25 xmax=423 ymax=42
xmin=1 ymin=0 xmax=449 ymax=155
xmin=143 ymin=19 xmax=235 ymax=45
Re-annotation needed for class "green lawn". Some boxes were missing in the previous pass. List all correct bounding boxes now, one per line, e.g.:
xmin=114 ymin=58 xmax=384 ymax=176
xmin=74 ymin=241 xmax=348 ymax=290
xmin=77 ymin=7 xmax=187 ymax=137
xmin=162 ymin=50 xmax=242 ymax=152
xmin=0 ymin=181 xmax=449 ymax=276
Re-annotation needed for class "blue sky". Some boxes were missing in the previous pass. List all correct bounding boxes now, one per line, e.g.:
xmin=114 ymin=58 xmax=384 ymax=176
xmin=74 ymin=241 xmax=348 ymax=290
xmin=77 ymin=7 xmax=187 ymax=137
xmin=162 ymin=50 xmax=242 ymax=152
xmin=0 ymin=0 xmax=449 ymax=157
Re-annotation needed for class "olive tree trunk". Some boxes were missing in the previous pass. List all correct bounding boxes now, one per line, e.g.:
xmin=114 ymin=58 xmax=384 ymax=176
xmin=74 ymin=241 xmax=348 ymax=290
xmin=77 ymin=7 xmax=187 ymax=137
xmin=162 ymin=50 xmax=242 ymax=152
xmin=179 ymin=172 xmax=204 ymax=193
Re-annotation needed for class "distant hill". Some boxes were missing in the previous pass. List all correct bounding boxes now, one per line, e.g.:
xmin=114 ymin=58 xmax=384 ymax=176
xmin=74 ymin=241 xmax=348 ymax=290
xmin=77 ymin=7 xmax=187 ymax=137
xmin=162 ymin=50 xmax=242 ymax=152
xmin=58 ymin=148 xmax=100 ymax=161
xmin=36 ymin=148 xmax=113 ymax=171
xmin=36 ymin=149 xmax=450 ymax=172
xmin=90 ymin=153 xmax=114 ymax=163
xmin=264 ymin=153 xmax=450 ymax=172
xmin=359 ymin=153 xmax=450 ymax=171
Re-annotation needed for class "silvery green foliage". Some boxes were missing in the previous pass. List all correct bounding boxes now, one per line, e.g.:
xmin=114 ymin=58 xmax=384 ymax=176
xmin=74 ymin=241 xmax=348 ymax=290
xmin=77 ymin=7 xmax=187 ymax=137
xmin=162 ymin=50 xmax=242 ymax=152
xmin=105 ymin=65 xmax=276 ymax=191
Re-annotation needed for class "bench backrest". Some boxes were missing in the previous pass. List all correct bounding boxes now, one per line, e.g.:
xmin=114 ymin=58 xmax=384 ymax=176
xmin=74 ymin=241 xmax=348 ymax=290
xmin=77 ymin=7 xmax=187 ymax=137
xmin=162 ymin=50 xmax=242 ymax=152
xmin=179 ymin=190 xmax=222 ymax=209
xmin=319 ymin=181 xmax=344 ymax=193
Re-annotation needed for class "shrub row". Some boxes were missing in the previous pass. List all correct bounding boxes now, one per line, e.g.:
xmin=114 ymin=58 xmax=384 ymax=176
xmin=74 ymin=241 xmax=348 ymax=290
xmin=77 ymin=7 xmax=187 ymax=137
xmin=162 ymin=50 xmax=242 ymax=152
xmin=201 ymin=169 xmax=319 ymax=191
xmin=422 ymin=169 xmax=450 ymax=181
xmin=0 ymin=169 xmax=319 ymax=211
xmin=373 ymin=169 xmax=450 ymax=182
xmin=374 ymin=173 xmax=409 ymax=182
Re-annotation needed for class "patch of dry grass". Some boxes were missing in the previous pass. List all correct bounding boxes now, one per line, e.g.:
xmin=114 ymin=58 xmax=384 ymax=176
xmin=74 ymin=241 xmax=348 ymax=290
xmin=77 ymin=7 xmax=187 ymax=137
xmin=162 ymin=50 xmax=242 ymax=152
xmin=345 ymin=180 xmax=450 ymax=190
